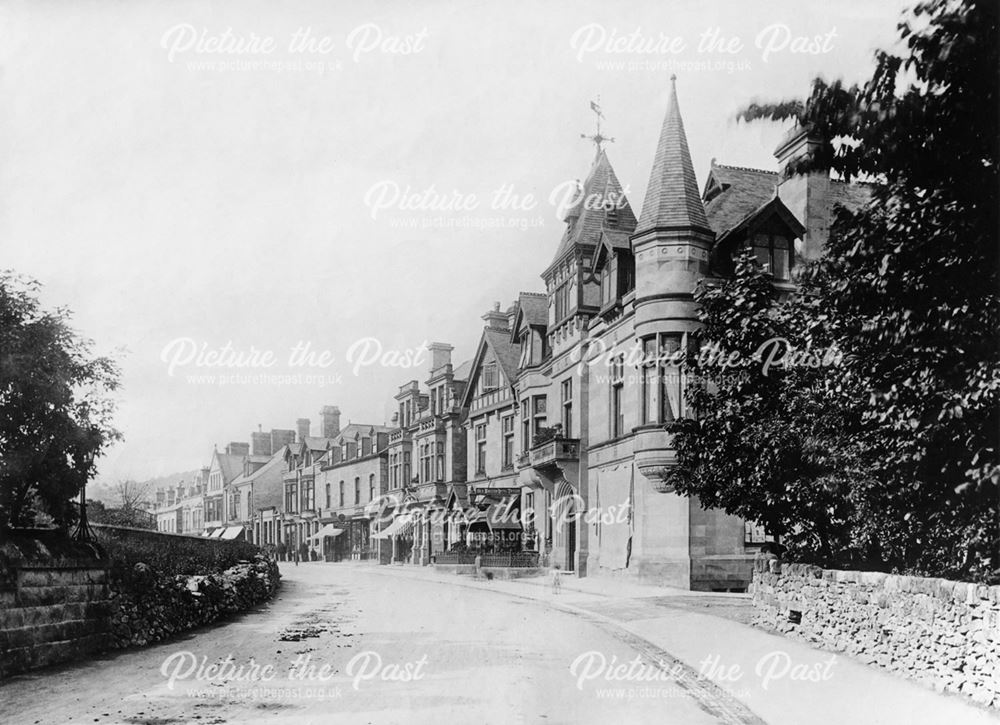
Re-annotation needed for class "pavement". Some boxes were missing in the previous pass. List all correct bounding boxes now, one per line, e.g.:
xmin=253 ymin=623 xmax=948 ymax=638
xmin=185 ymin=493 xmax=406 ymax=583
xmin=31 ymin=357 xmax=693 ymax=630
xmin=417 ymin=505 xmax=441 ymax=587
xmin=364 ymin=561 xmax=999 ymax=725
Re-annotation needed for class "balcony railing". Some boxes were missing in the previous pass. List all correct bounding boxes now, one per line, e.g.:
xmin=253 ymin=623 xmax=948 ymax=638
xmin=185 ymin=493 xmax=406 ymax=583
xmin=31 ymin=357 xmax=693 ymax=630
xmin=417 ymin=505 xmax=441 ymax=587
xmin=529 ymin=437 xmax=581 ymax=467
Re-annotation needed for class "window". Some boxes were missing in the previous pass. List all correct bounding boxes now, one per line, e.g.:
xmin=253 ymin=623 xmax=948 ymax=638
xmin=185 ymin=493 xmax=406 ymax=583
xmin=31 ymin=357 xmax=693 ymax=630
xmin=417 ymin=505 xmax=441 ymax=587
xmin=475 ymin=423 xmax=487 ymax=474
xmin=482 ymin=362 xmax=498 ymax=392
xmin=640 ymin=334 xmax=685 ymax=425
xmin=303 ymin=480 xmax=315 ymax=511
xmin=502 ymin=416 xmax=515 ymax=469
xmin=611 ymin=355 xmax=625 ymax=437
xmin=751 ymin=233 xmax=792 ymax=281
xmin=369 ymin=473 xmax=375 ymax=501
xmin=561 ymin=378 xmax=573 ymax=434
xmin=601 ymin=266 xmax=612 ymax=306
xmin=403 ymin=451 xmax=411 ymax=484
xmin=554 ymin=283 xmax=571 ymax=321
xmin=420 ymin=442 xmax=432 ymax=483
xmin=325 ymin=482 xmax=331 ymax=509
xmin=521 ymin=399 xmax=531 ymax=452
xmin=354 ymin=477 xmax=360 ymax=505
xmin=532 ymin=395 xmax=547 ymax=437
xmin=390 ymin=453 xmax=397 ymax=488
xmin=436 ymin=441 xmax=445 ymax=481
xmin=745 ymin=520 xmax=775 ymax=545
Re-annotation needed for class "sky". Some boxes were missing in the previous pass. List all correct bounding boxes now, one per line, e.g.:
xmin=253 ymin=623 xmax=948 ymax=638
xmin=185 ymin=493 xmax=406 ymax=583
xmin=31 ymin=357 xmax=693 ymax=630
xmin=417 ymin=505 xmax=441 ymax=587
xmin=0 ymin=0 xmax=912 ymax=484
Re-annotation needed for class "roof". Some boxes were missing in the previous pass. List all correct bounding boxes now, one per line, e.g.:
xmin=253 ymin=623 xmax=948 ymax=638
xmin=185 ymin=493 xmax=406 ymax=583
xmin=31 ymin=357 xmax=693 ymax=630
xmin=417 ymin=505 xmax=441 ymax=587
xmin=703 ymin=163 xmax=872 ymax=238
xmin=483 ymin=327 xmax=521 ymax=384
xmin=547 ymin=149 xmax=637 ymax=270
xmin=460 ymin=325 xmax=521 ymax=409
xmin=704 ymin=164 xmax=780 ymax=236
xmin=592 ymin=229 xmax=632 ymax=272
xmin=635 ymin=77 xmax=711 ymax=235
xmin=517 ymin=292 xmax=548 ymax=328
xmin=715 ymin=194 xmax=806 ymax=246
xmin=213 ymin=452 xmax=244 ymax=484
xmin=230 ymin=447 xmax=287 ymax=487
xmin=301 ymin=436 xmax=336 ymax=453
xmin=333 ymin=423 xmax=393 ymax=445
xmin=452 ymin=359 xmax=472 ymax=381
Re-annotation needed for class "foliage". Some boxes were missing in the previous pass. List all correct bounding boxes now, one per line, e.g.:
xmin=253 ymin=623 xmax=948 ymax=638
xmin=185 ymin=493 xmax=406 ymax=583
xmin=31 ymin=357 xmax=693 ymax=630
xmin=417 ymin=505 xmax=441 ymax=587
xmin=675 ymin=0 xmax=999 ymax=582
xmin=0 ymin=272 xmax=121 ymax=529
xmin=93 ymin=525 xmax=258 ymax=583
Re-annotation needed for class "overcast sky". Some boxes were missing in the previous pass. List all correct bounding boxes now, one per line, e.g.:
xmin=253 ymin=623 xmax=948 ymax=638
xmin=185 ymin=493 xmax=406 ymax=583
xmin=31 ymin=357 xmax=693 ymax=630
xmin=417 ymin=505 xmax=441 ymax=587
xmin=0 ymin=0 xmax=911 ymax=484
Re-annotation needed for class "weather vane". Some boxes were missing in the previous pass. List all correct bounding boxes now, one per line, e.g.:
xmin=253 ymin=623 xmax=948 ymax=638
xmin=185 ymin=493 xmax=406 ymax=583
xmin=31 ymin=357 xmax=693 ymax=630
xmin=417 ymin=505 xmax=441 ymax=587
xmin=581 ymin=96 xmax=614 ymax=154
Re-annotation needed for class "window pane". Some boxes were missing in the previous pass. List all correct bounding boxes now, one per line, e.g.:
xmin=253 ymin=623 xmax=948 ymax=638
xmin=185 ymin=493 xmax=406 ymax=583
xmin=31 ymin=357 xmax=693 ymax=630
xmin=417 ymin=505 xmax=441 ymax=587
xmin=772 ymin=238 xmax=790 ymax=279
xmin=753 ymin=244 xmax=770 ymax=269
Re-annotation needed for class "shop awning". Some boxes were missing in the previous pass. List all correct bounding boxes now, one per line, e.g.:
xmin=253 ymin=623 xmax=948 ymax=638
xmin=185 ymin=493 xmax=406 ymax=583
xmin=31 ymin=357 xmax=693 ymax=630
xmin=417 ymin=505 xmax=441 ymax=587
xmin=472 ymin=504 xmax=523 ymax=531
xmin=308 ymin=524 xmax=344 ymax=541
xmin=209 ymin=527 xmax=226 ymax=538
xmin=372 ymin=513 xmax=413 ymax=539
xmin=220 ymin=526 xmax=244 ymax=540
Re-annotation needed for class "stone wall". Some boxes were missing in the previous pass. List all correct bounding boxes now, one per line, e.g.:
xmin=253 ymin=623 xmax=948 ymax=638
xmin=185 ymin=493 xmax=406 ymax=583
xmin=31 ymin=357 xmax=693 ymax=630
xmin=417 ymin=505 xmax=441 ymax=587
xmin=108 ymin=556 xmax=279 ymax=648
xmin=0 ymin=532 xmax=111 ymax=678
xmin=751 ymin=558 xmax=1000 ymax=709
xmin=0 ymin=529 xmax=280 ymax=679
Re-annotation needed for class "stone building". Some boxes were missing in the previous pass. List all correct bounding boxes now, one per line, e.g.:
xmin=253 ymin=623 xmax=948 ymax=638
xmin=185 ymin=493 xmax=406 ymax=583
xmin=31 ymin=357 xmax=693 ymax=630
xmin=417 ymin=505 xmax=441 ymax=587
xmin=312 ymin=422 xmax=392 ymax=561
xmin=377 ymin=343 xmax=471 ymax=564
xmin=472 ymin=77 xmax=870 ymax=590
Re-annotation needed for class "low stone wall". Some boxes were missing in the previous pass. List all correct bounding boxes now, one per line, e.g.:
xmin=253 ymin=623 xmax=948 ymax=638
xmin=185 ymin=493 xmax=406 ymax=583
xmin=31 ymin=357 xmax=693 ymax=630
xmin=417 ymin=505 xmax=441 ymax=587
xmin=750 ymin=558 xmax=1000 ymax=708
xmin=0 ymin=529 xmax=280 ymax=678
xmin=0 ymin=552 xmax=112 ymax=677
xmin=108 ymin=556 xmax=279 ymax=648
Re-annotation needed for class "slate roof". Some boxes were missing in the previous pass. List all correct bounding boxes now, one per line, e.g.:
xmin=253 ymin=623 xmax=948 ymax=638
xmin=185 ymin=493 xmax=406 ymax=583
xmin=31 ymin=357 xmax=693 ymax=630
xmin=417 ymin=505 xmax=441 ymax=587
xmin=635 ymin=78 xmax=711 ymax=235
xmin=593 ymin=229 xmax=633 ymax=272
xmin=214 ymin=452 xmax=244 ymax=484
xmin=483 ymin=327 xmax=521 ymax=385
xmin=518 ymin=292 xmax=548 ymax=327
xmin=302 ymin=436 xmax=336 ymax=453
xmin=230 ymin=447 xmax=287 ymax=487
xmin=703 ymin=164 xmax=780 ymax=237
xmin=548 ymin=149 xmax=637 ymax=270
xmin=703 ymin=163 xmax=873 ymax=238
xmin=333 ymin=423 xmax=393 ymax=445
xmin=452 ymin=359 xmax=472 ymax=381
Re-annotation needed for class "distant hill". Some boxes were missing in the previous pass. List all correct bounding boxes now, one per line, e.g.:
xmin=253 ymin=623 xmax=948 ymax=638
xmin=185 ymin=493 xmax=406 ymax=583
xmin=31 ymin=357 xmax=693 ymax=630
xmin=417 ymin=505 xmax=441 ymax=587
xmin=89 ymin=469 xmax=202 ymax=505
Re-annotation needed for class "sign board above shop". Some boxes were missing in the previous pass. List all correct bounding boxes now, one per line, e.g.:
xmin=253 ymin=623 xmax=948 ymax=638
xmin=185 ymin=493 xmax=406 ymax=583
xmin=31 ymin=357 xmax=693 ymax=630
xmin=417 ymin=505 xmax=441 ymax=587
xmin=469 ymin=487 xmax=522 ymax=502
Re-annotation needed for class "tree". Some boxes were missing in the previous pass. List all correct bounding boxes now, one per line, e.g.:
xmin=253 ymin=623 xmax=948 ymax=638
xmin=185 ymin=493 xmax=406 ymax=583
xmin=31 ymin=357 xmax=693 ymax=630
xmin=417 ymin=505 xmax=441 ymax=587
xmin=114 ymin=479 xmax=151 ymax=514
xmin=674 ymin=0 xmax=999 ymax=581
xmin=0 ymin=272 xmax=121 ymax=530
xmin=670 ymin=253 xmax=864 ymax=566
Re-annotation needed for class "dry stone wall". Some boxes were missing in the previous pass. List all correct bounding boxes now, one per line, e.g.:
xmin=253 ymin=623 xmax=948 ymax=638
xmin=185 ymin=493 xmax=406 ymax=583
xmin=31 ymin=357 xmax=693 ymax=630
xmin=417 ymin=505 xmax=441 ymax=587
xmin=751 ymin=558 xmax=1000 ymax=709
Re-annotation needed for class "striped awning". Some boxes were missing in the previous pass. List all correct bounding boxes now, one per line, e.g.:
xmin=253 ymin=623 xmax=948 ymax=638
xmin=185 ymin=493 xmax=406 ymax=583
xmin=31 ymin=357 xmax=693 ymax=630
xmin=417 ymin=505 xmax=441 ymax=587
xmin=372 ymin=514 xmax=413 ymax=540
xmin=308 ymin=524 xmax=344 ymax=541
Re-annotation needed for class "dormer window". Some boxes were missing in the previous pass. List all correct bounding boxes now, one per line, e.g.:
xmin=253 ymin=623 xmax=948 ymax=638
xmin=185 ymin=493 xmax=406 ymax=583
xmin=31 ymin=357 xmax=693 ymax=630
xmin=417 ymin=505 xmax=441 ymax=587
xmin=751 ymin=233 xmax=791 ymax=281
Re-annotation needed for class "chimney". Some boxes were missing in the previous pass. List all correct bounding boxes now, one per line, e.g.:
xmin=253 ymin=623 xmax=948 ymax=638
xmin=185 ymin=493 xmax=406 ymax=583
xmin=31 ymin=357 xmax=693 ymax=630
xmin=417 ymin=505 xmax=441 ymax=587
xmin=226 ymin=441 xmax=249 ymax=457
xmin=482 ymin=301 xmax=508 ymax=330
xmin=320 ymin=405 xmax=341 ymax=438
xmin=296 ymin=418 xmax=311 ymax=442
xmin=427 ymin=342 xmax=453 ymax=373
xmin=271 ymin=428 xmax=296 ymax=451
xmin=775 ymin=123 xmax=830 ymax=261
xmin=505 ymin=302 xmax=518 ymax=330
xmin=251 ymin=426 xmax=272 ymax=457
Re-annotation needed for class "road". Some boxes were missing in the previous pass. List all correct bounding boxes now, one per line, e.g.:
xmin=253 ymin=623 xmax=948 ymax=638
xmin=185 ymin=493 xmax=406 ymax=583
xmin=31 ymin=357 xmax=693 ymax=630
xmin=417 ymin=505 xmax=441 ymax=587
xmin=0 ymin=563 xmax=758 ymax=725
